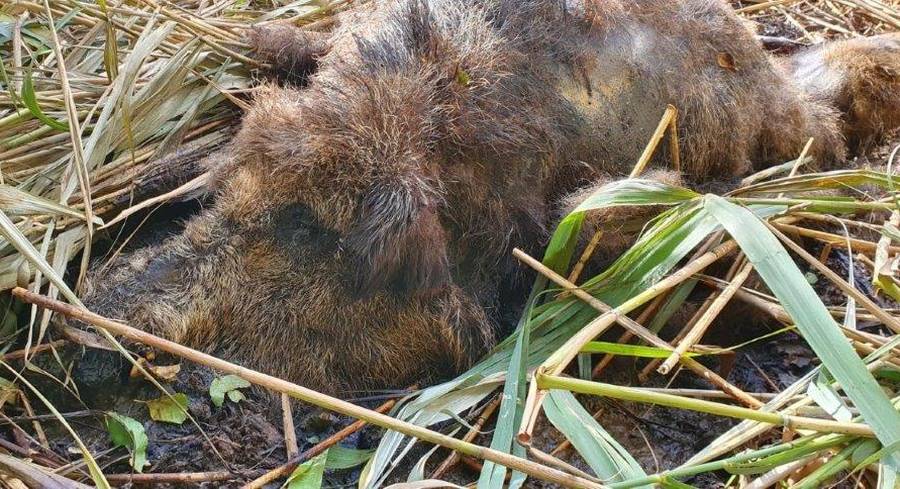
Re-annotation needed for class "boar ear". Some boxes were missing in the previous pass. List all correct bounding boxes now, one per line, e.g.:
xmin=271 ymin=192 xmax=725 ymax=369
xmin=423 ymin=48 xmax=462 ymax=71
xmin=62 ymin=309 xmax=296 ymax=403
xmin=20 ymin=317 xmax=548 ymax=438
xmin=345 ymin=183 xmax=450 ymax=297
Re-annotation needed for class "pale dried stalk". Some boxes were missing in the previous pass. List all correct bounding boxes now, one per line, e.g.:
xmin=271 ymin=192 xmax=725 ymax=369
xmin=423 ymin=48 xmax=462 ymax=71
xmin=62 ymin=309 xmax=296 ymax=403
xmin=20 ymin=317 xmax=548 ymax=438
xmin=667 ymin=105 xmax=680 ymax=172
xmin=639 ymin=253 xmax=748 ymax=379
xmin=281 ymin=394 xmax=298 ymax=459
xmin=41 ymin=0 xmax=95 ymax=291
xmin=518 ymin=366 xmax=546 ymax=446
xmin=774 ymin=222 xmax=900 ymax=255
xmin=630 ymin=104 xmax=678 ymax=178
xmin=594 ymin=231 xmax=725 ymax=377
xmin=565 ymin=230 xmax=603 ymax=288
xmin=658 ymin=260 xmax=754 ymax=374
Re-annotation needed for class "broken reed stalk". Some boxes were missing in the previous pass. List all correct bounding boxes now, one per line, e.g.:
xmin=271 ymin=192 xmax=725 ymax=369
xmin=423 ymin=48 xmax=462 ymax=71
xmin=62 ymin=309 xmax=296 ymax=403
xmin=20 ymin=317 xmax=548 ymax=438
xmin=773 ymin=222 xmax=900 ymax=255
xmin=641 ymin=253 xmax=751 ymax=378
xmin=630 ymin=104 xmax=678 ymax=178
xmin=638 ymin=295 xmax=715 ymax=381
xmin=667 ymin=105 xmax=680 ymax=172
xmin=245 ymin=395 xmax=401 ymax=489
xmin=657 ymin=260 xmax=754 ymax=375
xmin=431 ymin=395 xmax=502 ymax=480
xmin=281 ymin=394 xmax=299 ymax=459
xmin=565 ymin=230 xmax=604 ymax=288
xmin=765 ymin=221 xmax=900 ymax=333
xmin=595 ymin=231 xmax=725 ymax=378
xmin=739 ymin=157 xmax=811 ymax=187
xmin=512 ymin=246 xmax=762 ymax=408
xmin=10 ymin=287 xmax=604 ymax=489
xmin=536 ymin=374 xmax=875 ymax=437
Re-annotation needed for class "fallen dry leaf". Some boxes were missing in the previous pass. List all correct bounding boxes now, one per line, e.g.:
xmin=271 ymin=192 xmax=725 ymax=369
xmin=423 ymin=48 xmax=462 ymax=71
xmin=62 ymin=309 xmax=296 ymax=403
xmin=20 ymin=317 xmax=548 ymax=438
xmin=717 ymin=52 xmax=738 ymax=71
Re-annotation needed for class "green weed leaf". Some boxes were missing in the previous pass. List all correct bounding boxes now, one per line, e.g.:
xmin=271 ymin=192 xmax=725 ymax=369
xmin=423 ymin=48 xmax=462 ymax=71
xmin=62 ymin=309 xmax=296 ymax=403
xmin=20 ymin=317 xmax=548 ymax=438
xmin=286 ymin=450 xmax=328 ymax=489
xmin=106 ymin=412 xmax=149 ymax=472
xmin=147 ymin=393 xmax=189 ymax=424
xmin=210 ymin=374 xmax=250 ymax=407
xmin=21 ymin=70 xmax=68 ymax=131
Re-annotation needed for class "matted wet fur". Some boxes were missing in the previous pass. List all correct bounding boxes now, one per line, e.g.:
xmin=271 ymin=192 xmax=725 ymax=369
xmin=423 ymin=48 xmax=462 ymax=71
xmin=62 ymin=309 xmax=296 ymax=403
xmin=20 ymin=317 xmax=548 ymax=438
xmin=79 ymin=0 xmax=900 ymax=396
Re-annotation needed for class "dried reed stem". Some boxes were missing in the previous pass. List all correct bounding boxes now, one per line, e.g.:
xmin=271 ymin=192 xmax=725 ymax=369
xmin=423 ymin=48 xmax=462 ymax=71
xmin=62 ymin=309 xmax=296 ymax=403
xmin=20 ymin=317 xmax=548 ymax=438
xmin=630 ymin=104 xmax=678 ymax=178
xmin=658 ymin=260 xmax=754 ymax=374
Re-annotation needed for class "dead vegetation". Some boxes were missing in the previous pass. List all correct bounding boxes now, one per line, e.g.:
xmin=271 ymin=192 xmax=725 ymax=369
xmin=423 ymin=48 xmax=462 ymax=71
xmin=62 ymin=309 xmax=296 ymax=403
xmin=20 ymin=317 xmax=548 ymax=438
xmin=0 ymin=0 xmax=899 ymax=488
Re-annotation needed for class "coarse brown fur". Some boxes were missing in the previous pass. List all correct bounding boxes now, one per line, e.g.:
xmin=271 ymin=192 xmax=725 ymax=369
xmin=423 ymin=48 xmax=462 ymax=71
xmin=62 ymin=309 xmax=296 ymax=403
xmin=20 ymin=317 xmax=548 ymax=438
xmin=80 ymin=0 xmax=900 ymax=396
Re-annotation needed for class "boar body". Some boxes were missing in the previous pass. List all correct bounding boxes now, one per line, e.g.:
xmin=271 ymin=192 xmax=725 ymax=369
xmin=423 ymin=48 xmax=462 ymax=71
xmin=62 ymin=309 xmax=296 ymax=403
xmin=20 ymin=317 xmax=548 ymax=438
xmin=82 ymin=0 xmax=900 ymax=394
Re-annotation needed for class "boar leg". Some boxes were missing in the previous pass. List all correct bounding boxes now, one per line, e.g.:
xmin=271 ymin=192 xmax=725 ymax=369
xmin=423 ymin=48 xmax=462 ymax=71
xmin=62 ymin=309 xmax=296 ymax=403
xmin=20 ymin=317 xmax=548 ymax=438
xmin=785 ymin=33 xmax=900 ymax=152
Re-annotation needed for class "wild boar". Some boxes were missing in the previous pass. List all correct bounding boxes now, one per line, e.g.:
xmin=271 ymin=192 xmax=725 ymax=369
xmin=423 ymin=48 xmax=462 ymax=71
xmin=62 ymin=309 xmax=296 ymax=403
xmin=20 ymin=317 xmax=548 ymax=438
xmin=79 ymin=0 xmax=900 ymax=395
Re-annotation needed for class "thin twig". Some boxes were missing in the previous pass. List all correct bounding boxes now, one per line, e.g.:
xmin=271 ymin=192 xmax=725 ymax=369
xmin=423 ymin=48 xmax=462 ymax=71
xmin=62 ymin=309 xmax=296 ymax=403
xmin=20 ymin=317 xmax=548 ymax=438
xmin=281 ymin=394 xmax=298 ymax=460
xmin=658 ymin=260 xmax=754 ymax=374
xmin=104 ymin=471 xmax=238 ymax=484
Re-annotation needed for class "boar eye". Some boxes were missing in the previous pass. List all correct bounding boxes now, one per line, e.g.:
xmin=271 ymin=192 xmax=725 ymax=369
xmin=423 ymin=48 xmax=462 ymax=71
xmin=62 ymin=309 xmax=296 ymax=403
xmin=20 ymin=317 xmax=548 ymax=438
xmin=273 ymin=204 xmax=319 ymax=240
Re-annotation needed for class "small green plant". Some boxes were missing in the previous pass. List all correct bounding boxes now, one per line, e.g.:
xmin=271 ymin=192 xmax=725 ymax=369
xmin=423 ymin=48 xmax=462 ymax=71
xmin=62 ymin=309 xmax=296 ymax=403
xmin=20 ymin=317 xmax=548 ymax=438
xmin=147 ymin=392 xmax=189 ymax=425
xmin=105 ymin=413 xmax=149 ymax=472
xmin=209 ymin=374 xmax=250 ymax=407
